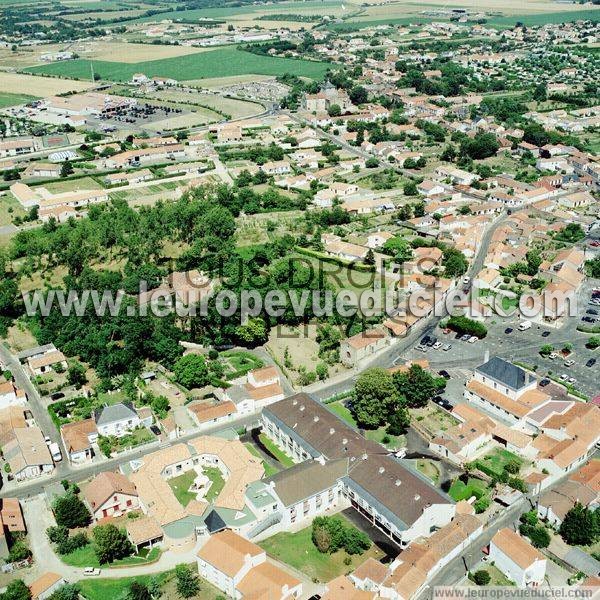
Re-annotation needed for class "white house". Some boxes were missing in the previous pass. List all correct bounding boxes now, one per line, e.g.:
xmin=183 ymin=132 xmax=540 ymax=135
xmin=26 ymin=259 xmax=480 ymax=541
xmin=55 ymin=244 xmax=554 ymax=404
xmin=94 ymin=402 xmax=141 ymax=438
xmin=197 ymin=530 xmax=302 ymax=600
xmin=489 ymin=528 xmax=546 ymax=587
xmin=83 ymin=471 xmax=140 ymax=521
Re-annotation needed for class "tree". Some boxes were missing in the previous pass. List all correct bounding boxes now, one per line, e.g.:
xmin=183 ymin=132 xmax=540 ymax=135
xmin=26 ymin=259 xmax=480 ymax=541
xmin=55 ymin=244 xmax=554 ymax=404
xmin=460 ymin=133 xmax=499 ymax=160
xmin=442 ymin=247 xmax=468 ymax=277
xmin=403 ymin=180 xmax=418 ymax=196
xmin=173 ymin=354 xmax=210 ymax=389
xmin=560 ymin=503 xmax=600 ymax=546
xmin=585 ymin=256 xmax=600 ymax=279
xmin=312 ymin=520 xmax=333 ymax=552
xmin=349 ymin=86 xmax=368 ymax=105
xmin=393 ymin=364 xmax=439 ymax=408
xmin=472 ymin=570 xmax=491 ymax=586
xmin=446 ymin=316 xmax=487 ymax=339
xmin=60 ymin=160 xmax=74 ymax=178
xmin=93 ymin=524 xmax=134 ymax=564
xmin=585 ymin=336 xmax=600 ymax=350
xmin=52 ymin=493 xmax=91 ymax=529
xmin=67 ymin=361 xmax=87 ymax=387
xmin=353 ymin=368 xmax=399 ymax=428
xmin=365 ymin=157 xmax=378 ymax=168
xmin=382 ymin=236 xmax=413 ymax=264
xmin=343 ymin=527 xmax=371 ymax=555
xmin=386 ymin=405 xmax=410 ymax=435
xmin=533 ymin=82 xmax=547 ymax=102
xmin=235 ymin=317 xmax=268 ymax=346
xmin=327 ymin=104 xmax=341 ymax=117
xmin=127 ymin=582 xmax=152 ymax=600
xmin=175 ymin=564 xmax=200 ymax=598
xmin=523 ymin=525 xmax=551 ymax=549
xmin=539 ymin=344 xmax=554 ymax=357
xmin=48 ymin=584 xmax=80 ymax=600
xmin=0 ymin=580 xmax=31 ymax=600
xmin=151 ymin=395 xmax=170 ymax=419
xmin=47 ymin=525 xmax=69 ymax=544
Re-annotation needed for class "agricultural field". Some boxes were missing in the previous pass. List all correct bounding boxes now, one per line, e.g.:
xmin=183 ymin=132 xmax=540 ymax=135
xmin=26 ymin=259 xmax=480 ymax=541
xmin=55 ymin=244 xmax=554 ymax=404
xmin=188 ymin=74 xmax=274 ymax=89
xmin=0 ymin=71 xmax=95 ymax=96
xmin=26 ymin=48 xmax=330 ymax=82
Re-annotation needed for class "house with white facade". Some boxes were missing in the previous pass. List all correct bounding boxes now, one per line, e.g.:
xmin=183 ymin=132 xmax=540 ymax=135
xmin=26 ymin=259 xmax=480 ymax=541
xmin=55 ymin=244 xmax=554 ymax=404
xmin=261 ymin=394 xmax=456 ymax=547
xmin=489 ymin=528 xmax=546 ymax=587
xmin=94 ymin=402 xmax=141 ymax=438
xmin=196 ymin=529 xmax=302 ymax=599
xmin=84 ymin=471 xmax=140 ymax=521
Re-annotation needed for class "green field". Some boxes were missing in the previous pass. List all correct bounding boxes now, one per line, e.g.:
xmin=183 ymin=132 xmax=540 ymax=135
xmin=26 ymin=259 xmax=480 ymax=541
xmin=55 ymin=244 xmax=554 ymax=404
xmin=131 ymin=0 xmax=344 ymax=23
xmin=61 ymin=544 xmax=160 ymax=568
xmin=0 ymin=92 xmax=38 ymax=108
xmin=26 ymin=48 xmax=330 ymax=82
xmin=168 ymin=470 xmax=197 ymax=507
xmin=329 ymin=7 xmax=598 ymax=31
xmin=78 ymin=570 xmax=169 ymax=600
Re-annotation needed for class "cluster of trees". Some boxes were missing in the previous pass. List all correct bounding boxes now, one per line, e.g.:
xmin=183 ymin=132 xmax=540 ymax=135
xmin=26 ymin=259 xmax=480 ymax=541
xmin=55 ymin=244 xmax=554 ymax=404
xmin=501 ymin=249 xmax=542 ymax=279
xmin=311 ymin=516 xmax=371 ymax=555
xmin=352 ymin=365 xmax=444 ymax=430
xmin=519 ymin=511 xmax=551 ymax=548
xmin=586 ymin=256 xmax=600 ymax=279
xmin=554 ymin=223 xmax=585 ymax=244
xmin=446 ymin=316 xmax=488 ymax=339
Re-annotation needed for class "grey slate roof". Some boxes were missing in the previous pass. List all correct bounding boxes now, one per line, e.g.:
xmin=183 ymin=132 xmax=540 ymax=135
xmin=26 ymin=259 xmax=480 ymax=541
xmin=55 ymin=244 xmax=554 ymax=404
xmin=264 ymin=393 xmax=453 ymax=531
xmin=264 ymin=459 xmax=348 ymax=507
xmin=94 ymin=401 xmax=138 ymax=426
xmin=476 ymin=356 xmax=534 ymax=390
xmin=564 ymin=548 xmax=600 ymax=577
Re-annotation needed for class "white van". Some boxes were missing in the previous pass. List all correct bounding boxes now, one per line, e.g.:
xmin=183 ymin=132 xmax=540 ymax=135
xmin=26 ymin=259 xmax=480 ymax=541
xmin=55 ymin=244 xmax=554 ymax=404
xmin=49 ymin=442 xmax=62 ymax=462
xmin=518 ymin=320 xmax=532 ymax=331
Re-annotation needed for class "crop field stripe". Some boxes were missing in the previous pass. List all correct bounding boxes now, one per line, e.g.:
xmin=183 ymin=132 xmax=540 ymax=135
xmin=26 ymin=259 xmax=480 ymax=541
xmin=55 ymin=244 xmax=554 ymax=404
xmin=25 ymin=48 xmax=330 ymax=81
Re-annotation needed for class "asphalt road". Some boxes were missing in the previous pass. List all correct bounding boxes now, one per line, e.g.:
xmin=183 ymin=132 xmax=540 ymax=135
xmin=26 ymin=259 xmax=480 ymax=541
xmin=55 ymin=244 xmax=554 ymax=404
xmin=0 ymin=411 xmax=259 ymax=499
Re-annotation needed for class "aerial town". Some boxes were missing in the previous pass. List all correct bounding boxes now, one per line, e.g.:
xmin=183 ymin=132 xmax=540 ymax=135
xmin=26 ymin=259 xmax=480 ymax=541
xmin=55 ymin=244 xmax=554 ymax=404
xmin=0 ymin=0 xmax=598 ymax=598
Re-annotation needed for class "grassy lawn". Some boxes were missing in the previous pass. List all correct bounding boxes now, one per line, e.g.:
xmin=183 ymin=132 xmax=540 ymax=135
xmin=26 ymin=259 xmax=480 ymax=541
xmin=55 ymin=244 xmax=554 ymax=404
xmin=0 ymin=193 xmax=26 ymax=227
xmin=476 ymin=448 xmax=522 ymax=478
xmin=416 ymin=459 xmax=440 ymax=484
xmin=449 ymin=478 xmax=489 ymax=502
xmin=168 ymin=469 xmax=197 ymax=507
xmin=327 ymin=401 xmax=357 ymax=428
xmin=61 ymin=544 xmax=160 ymax=568
xmin=258 ymin=433 xmax=295 ymax=468
xmin=364 ymin=427 xmax=404 ymax=450
xmin=26 ymin=49 xmax=329 ymax=82
xmin=221 ymin=349 xmax=263 ymax=378
xmin=203 ymin=467 xmax=225 ymax=503
xmin=79 ymin=567 xmax=170 ymax=600
xmin=244 ymin=442 xmax=279 ymax=477
xmin=259 ymin=515 xmax=385 ymax=583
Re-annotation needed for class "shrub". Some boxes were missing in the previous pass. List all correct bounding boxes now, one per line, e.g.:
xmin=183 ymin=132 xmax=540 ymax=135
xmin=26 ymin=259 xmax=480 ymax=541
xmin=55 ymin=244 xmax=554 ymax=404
xmin=472 ymin=570 xmax=491 ymax=586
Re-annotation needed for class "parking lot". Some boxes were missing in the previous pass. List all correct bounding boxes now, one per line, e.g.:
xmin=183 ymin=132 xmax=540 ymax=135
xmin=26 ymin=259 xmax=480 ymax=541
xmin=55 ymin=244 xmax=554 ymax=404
xmin=87 ymin=101 xmax=189 ymax=133
xmin=401 ymin=279 xmax=599 ymax=400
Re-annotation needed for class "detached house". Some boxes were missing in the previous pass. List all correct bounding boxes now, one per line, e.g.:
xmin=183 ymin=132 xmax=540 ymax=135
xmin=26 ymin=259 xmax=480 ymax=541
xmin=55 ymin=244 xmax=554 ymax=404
xmin=197 ymin=529 xmax=302 ymax=600
xmin=489 ymin=528 xmax=546 ymax=587
xmin=84 ymin=471 xmax=139 ymax=521
xmin=94 ymin=402 xmax=141 ymax=438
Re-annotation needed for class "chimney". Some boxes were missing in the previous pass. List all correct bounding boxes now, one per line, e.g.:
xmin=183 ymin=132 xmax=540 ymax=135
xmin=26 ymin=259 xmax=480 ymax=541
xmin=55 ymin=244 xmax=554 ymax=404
xmin=379 ymin=466 xmax=385 ymax=474
xmin=362 ymin=453 xmax=368 ymax=460
xmin=292 ymin=399 xmax=298 ymax=406
xmin=395 ymin=479 xmax=402 ymax=486
xmin=300 ymin=405 xmax=305 ymax=411
xmin=329 ymin=428 xmax=335 ymax=435
xmin=342 ymin=438 xmax=348 ymax=445
xmin=414 ymin=494 xmax=421 ymax=501
xmin=314 ymin=416 xmax=319 ymax=423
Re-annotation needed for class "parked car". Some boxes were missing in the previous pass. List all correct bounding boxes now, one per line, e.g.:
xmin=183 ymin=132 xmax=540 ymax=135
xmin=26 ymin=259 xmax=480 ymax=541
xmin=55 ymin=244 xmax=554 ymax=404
xmin=50 ymin=392 xmax=65 ymax=401
xmin=568 ymin=377 xmax=576 ymax=384
xmin=460 ymin=334 xmax=471 ymax=341
xmin=438 ymin=370 xmax=451 ymax=379
xmin=541 ymin=331 xmax=550 ymax=337
xmin=44 ymin=436 xmax=51 ymax=446
xmin=462 ymin=276 xmax=471 ymax=285
xmin=539 ymin=379 xmax=551 ymax=387
xmin=426 ymin=337 xmax=437 ymax=347
xmin=582 ymin=316 xmax=596 ymax=323
xmin=564 ymin=359 xmax=575 ymax=367
xmin=420 ymin=336 xmax=431 ymax=346
xmin=560 ymin=373 xmax=568 ymax=381
xmin=433 ymin=341 xmax=442 ymax=349
xmin=549 ymin=352 xmax=559 ymax=360
xmin=468 ymin=336 xmax=478 ymax=343
xmin=586 ymin=358 xmax=596 ymax=368
xmin=442 ymin=343 xmax=452 ymax=351
xmin=83 ymin=568 xmax=101 ymax=577
xmin=416 ymin=345 xmax=428 ymax=353
xmin=586 ymin=309 xmax=598 ymax=315
xmin=432 ymin=396 xmax=452 ymax=410
xmin=504 ymin=327 xmax=513 ymax=334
